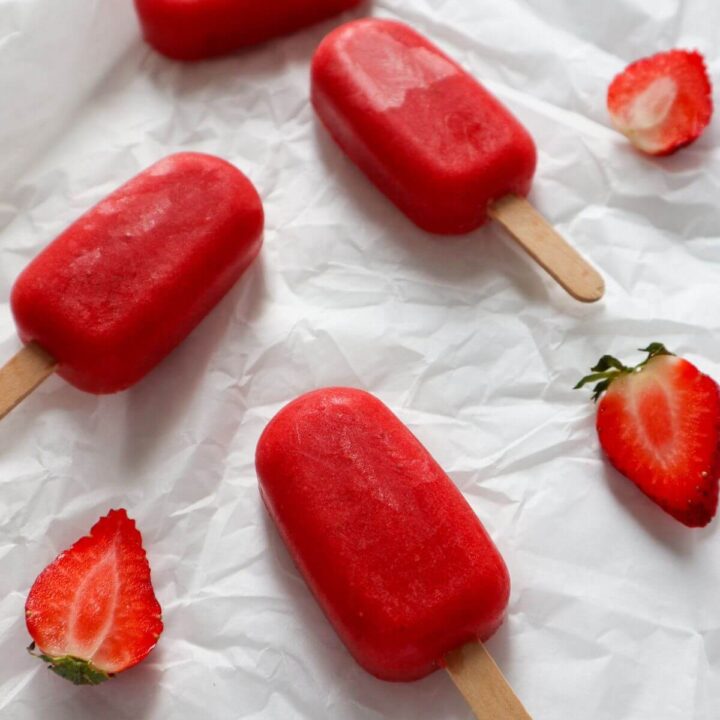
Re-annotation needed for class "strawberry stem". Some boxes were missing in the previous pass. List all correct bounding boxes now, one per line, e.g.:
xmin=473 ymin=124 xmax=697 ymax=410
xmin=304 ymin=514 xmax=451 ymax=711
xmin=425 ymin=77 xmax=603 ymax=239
xmin=575 ymin=343 xmax=673 ymax=401
xmin=27 ymin=642 xmax=111 ymax=685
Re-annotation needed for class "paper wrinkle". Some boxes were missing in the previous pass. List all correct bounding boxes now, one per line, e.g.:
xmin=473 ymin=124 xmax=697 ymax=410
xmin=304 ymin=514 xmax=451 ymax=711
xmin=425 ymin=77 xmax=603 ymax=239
xmin=1 ymin=0 xmax=719 ymax=718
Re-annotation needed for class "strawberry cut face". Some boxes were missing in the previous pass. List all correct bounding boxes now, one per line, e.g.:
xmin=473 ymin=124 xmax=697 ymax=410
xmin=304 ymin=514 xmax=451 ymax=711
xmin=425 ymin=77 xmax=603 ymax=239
xmin=596 ymin=355 xmax=720 ymax=527
xmin=607 ymin=50 xmax=713 ymax=156
xmin=26 ymin=509 xmax=163 ymax=682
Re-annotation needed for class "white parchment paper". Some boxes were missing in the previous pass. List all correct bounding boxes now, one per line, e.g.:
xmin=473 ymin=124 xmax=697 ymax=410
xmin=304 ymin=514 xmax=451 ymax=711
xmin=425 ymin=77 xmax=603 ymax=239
xmin=1 ymin=1 xmax=719 ymax=718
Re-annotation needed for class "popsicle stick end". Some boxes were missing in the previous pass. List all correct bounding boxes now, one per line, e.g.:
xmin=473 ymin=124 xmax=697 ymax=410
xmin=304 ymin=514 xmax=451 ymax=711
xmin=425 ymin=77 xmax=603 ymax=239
xmin=489 ymin=195 xmax=605 ymax=304
xmin=445 ymin=641 xmax=532 ymax=720
xmin=0 ymin=342 xmax=57 ymax=421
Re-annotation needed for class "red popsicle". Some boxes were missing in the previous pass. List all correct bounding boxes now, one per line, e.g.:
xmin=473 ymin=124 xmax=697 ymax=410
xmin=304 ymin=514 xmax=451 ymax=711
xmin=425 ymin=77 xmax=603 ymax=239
xmin=0 ymin=152 xmax=263 ymax=418
xmin=312 ymin=18 xmax=604 ymax=303
xmin=134 ymin=0 xmax=364 ymax=61
xmin=257 ymin=388 xmax=531 ymax=718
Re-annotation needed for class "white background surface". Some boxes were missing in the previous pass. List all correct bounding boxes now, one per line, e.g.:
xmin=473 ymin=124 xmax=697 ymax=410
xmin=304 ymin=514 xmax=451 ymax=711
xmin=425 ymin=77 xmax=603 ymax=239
xmin=1 ymin=1 xmax=719 ymax=718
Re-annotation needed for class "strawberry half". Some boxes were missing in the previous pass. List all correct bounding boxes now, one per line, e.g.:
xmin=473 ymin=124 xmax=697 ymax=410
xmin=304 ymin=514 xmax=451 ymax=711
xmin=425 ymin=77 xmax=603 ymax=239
xmin=576 ymin=343 xmax=720 ymax=528
xmin=26 ymin=509 xmax=163 ymax=685
xmin=607 ymin=50 xmax=713 ymax=156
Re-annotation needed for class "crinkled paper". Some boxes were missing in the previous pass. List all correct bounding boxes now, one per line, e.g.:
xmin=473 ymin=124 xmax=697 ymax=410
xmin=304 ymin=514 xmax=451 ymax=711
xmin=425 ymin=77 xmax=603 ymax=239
xmin=1 ymin=1 xmax=719 ymax=718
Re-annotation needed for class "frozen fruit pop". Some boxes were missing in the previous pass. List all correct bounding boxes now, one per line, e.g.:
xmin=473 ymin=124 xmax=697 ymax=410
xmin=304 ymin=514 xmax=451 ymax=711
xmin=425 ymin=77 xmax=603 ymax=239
xmin=257 ymin=388 xmax=531 ymax=719
xmin=0 ymin=152 xmax=263 ymax=419
xmin=134 ymin=0 xmax=364 ymax=60
xmin=312 ymin=18 xmax=604 ymax=303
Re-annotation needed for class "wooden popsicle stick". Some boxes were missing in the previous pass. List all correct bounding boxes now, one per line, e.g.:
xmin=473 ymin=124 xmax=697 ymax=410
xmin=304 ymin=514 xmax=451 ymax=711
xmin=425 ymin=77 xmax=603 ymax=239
xmin=446 ymin=641 xmax=532 ymax=720
xmin=489 ymin=194 xmax=604 ymax=303
xmin=0 ymin=342 xmax=57 ymax=421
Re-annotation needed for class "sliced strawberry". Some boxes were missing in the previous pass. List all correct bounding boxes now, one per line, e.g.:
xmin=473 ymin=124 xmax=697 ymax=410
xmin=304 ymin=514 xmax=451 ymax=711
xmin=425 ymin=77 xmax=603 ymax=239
xmin=576 ymin=343 xmax=720 ymax=527
xmin=26 ymin=509 xmax=163 ymax=685
xmin=607 ymin=50 xmax=713 ymax=156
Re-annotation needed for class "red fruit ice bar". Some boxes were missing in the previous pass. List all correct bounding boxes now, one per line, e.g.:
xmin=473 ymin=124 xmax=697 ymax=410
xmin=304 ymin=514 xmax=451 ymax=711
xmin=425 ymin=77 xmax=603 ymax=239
xmin=134 ymin=0 xmax=364 ymax=60
xmin=312 ymin=18 xmax=537 ymax=234
xmin=256 ymin=388 xmax=510 ymax=681
xmin=11 ymin=153 xmax=263 ymax=394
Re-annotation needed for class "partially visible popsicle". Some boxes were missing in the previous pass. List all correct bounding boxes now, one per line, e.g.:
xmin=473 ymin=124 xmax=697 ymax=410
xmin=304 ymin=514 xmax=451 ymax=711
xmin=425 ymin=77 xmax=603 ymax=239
xmin=134 ymin=0 xmax=364 ymax=60
xmin=257 ymin=388 xmax=532 ymax=719
xmin=0 ymin=152 xmax=263 ymax=419
xmin=312 ymin=18 xmax=604 ymax=303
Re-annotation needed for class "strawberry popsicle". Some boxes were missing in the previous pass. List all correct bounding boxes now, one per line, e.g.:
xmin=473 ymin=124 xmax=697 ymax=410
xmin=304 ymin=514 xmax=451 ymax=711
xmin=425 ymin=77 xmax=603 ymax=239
xmin=257 ymin=388 xmax=530 ymax=717
xmin=0 ymin=152 xmax=263 ymax=419
xmin=312 ymin=18 xmax=604 ymax=303
xmin=134 ymin=0 xmax=364 ymax=61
